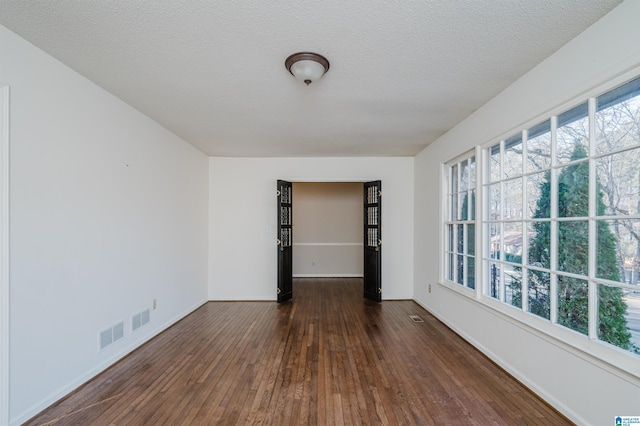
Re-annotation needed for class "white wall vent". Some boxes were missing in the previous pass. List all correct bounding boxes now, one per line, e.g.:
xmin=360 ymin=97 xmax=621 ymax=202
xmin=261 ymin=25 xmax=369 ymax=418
xmin=132 ymin=314 xmax=141 ymax=331
xmin=132 ymin=309 xmax=150 ymax=332
xmin=99 ymin=321 xmax=125 ymax=351
xmin=99 ymin=329 xmax=112 ymax=351
xmin=113 ymin=322 xmax=124 ymax=341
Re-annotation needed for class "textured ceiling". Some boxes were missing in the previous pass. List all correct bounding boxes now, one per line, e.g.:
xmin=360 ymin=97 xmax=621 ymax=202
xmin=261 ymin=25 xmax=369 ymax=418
xmin=0 ymin=1 xmax=623 ymax=157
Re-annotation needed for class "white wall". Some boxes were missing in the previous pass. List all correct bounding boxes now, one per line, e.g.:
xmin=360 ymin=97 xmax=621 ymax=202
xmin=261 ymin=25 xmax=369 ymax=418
xmin=209 ymin=157 xmax=413 ymax=300
xmin=292 ymin=182 xmax=363 ymax=277
xmin=1 ymin=25 xmax=209 ymax=425
xmin=413 ymin=2 xmax=640 ymax=425
xmin=1 ymin=84 xmax=9 ymax=426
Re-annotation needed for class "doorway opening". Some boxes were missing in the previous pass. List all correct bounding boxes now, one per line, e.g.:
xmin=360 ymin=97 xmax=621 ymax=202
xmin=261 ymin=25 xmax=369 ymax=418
xmin=293 ymin=182 xmax=363 ymax=278
xmin=277 ymin=180 xmax=381 ymax=303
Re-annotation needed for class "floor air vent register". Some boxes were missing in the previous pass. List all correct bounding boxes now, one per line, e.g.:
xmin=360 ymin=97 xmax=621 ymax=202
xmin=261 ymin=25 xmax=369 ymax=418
xmin=408 ymin=314 xmax=424 ymax=323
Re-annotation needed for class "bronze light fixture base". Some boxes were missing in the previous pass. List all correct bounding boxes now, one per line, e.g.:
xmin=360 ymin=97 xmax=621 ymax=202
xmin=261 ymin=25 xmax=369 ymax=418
xmin=285 ymin=52 xmax=330 ymax=85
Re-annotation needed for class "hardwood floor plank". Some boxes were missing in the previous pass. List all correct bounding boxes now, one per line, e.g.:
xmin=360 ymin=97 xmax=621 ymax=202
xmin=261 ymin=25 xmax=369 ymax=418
xmin=24 ymin=278 xmax=573 ymax=425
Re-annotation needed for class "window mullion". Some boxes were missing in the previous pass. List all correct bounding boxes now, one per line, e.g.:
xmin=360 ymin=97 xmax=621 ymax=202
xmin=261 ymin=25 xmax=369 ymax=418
xmin=588 ymin=97 xmax=598 ymax=340
xmin=457 ymin=163 xmax=462 ymax=285
xmin=463 ymin=223 xmax=468 ymax=287
xmin=466 ymin=157 xmax=471 ymax=221
xmin=475 ymin=146 xmax=483 ymax=299
xmin=443 ymin=164 xmax=450 ymax=284
xmin=499 ymin=140 xmax=506 ymax=302
xmin=522 ymin=129 xmax=529 ymax=313
xmin=453 ymin=222 xmax=458 ymax=284
xmin=550 ymin=116 xmax=558 ymax=324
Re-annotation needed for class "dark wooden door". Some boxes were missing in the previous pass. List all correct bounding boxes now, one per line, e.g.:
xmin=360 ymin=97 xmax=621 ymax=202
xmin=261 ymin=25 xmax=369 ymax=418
xmin=277 ymin=180 xmax=293 ymax=303
xmin=364 ymin=180 xmax=382 ymax=302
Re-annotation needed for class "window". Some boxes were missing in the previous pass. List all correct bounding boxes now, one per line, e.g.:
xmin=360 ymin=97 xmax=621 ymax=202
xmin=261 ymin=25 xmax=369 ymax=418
xmin=594 ymin=77 xmax=640 ymax=351
xmin=480 ymin=76 xmax=640 ymax=356
xmin=445 ymin=155 xmax=476 ymax=289
xmin=443 ymin=75 xmax=640 ymax=359
xmin=486 ymin=134 xmax=526 ymax=307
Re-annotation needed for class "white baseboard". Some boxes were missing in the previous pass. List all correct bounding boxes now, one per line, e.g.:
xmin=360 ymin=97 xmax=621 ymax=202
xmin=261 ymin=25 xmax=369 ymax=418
xmin=11 ymin=298 xmax=208 ymax=426
xmin=412 ymin=298 xmax=587 ymax=426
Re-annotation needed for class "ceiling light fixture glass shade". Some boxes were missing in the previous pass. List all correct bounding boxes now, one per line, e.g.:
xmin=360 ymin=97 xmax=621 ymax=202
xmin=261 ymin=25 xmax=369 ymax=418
xmin=285 ymin=52 xmax=330 ymax=86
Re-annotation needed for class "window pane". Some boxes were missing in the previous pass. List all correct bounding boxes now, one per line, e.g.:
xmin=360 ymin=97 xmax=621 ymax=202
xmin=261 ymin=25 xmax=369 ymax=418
xmin=557 ymin=276 xmax=589 ymax=335
xmin=503 ymin=222 xmax=522 ymax=264
xmin=527 ymin=120 xmax=551 ymax=172
xmin=489 ymin=223 xmax=500 ymax=260
xmin=469 ymin=156 xmax=476 ymax=187
xmin=457 ymin=255 xmax=464 ymax=285
xmin=456 ymin=224 xmax=464 ymax=254
xmin=527 ymin=172 xmax=550 ymax=219
xmin=489 ymin=262 xmax=500 ymax=299
xmin=451 ymin=164 xmax=458 ymax=193
xmin=503 ymin=135 xmax=523 ymax=179
xmin=558 ymin=220 xmax=589 ymax=276
xmin=527 ymin=221 xmax=550 ymax=269
xmin=528 ymin=270 xmax=550 ymax=319
xmin=557 ymin=161 xmax=589 ymax=218
xmin=597 ymin=219 xmax=640 ymax=284
xmin=470 ymin=189 xmax=476 ymax=220
xmin=489 ymin=183 xmax=500 ymax=221
xmin=460 ymin=160 xmax=469 ymax=191
xmin=503 ymin=178 xmax=523 ymax=220
xmin=447 ymin=224 xmax=454 ymax=252
xmin=467 ymin=256 xmax=475 ymax=289
xmin=490 ymin=144 xmax=501 ymax=182
xmin=450 ymin=194 xmax=458 ymax=221
xmin=597 ymin=285 xmax=637 ymax=354
xmin=504 ymin=263 xmax=521 ymax=308
xmin=467 ymin=224 xmax=475 ymax=256
xmin=458 ymin=192 xmax=467 ymax=220
xmin=595 ymin=148 xmax=640 ymax=216
xmin=596 ymin=76 xmax=640 ymax=155
xmin=447 ymin=253 xmax=454 ymax=281
xmin=557 ymin=103 xmax=589 ymax=165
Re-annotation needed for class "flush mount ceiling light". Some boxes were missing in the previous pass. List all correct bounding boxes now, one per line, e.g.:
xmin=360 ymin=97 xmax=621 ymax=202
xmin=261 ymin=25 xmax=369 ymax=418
xmin=285 ymin=52 xmax=330 ymax=86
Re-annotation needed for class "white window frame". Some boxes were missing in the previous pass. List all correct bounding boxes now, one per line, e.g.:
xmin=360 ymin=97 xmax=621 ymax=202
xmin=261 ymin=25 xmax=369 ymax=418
xmin=441 ymin=71 xmax=640 ymax=378
xmin=443 ymin=151 xmax=478 ymax=293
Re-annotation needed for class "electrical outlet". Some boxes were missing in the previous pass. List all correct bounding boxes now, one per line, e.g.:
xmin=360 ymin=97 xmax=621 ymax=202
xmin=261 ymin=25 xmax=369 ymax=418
xmin=428 ymin=284 xmax=432 ymax=293
xmin=153 ymin=299 xmax=157 ymax=310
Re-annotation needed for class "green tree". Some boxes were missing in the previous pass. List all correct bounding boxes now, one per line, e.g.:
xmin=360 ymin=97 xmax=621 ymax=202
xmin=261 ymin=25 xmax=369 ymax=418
xmin=526 ymin=170 xmax=552 ymax=319
xmin=511 ymin=144 xmax=632 ymax=349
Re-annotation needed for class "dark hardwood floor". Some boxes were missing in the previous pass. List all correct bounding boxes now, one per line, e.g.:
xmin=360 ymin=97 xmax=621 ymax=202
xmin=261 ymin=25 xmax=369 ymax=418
xmin=26 ymin=278 xmax=572 ymax=425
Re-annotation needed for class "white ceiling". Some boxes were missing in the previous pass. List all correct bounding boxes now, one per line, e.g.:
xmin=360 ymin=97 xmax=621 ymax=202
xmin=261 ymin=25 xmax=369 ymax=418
xmin=0 ymin=1 xmax=623 ymax=157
